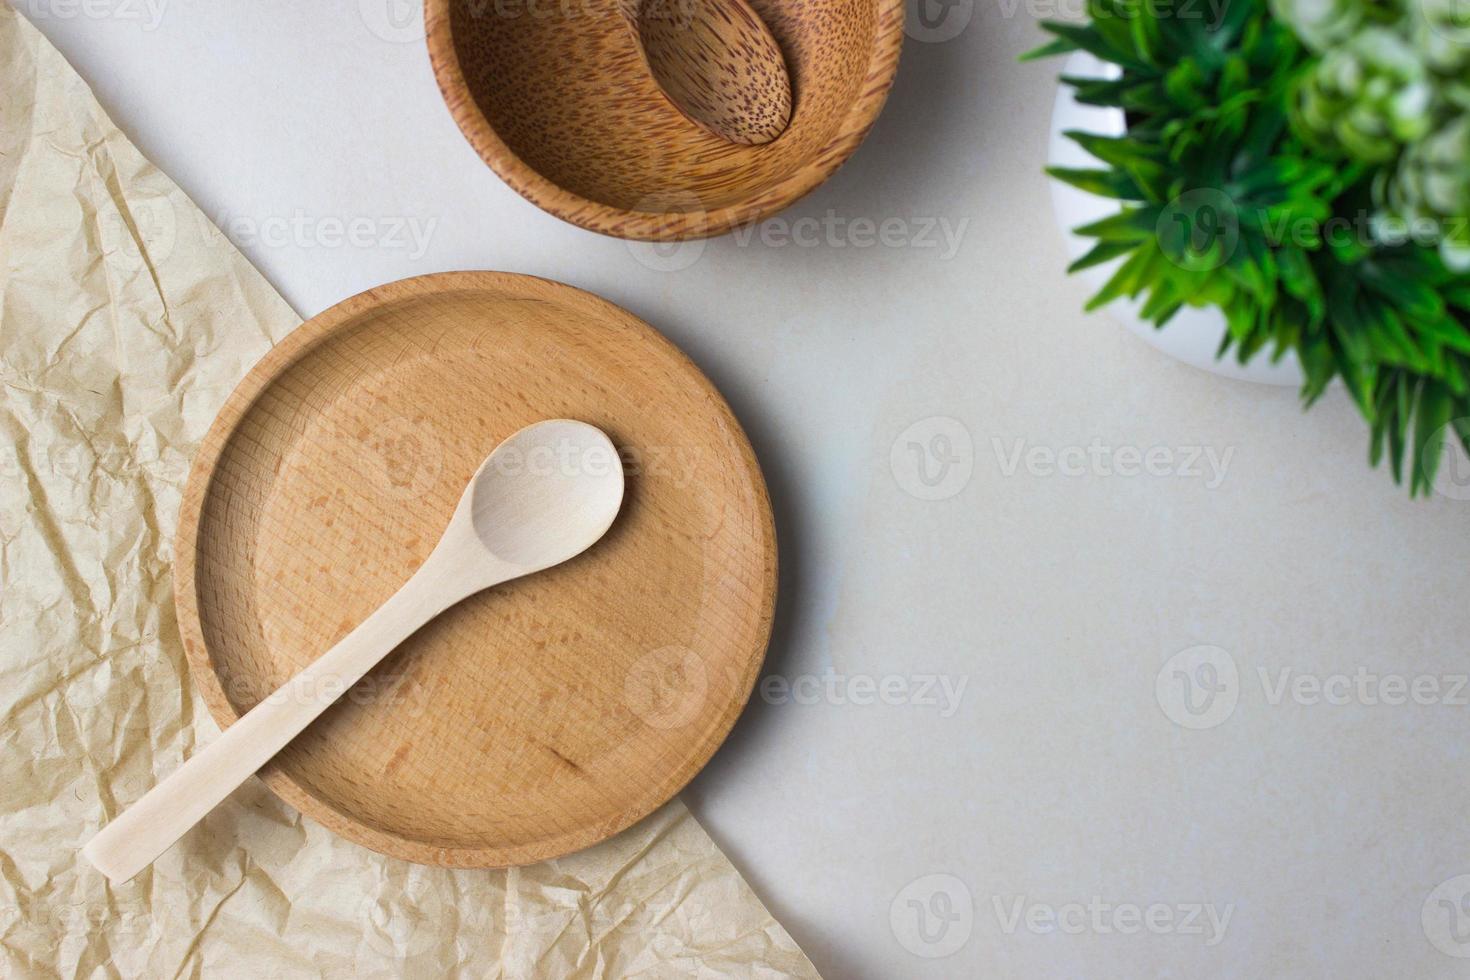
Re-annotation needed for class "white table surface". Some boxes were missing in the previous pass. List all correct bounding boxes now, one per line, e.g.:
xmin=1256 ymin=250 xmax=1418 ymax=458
xmin=25 ymin=3 xmax=1470 ymax=976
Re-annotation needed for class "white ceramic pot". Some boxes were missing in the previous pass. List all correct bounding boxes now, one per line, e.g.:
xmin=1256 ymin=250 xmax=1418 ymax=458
xmin=1047 ymin=53 xmax=1305 ymax=387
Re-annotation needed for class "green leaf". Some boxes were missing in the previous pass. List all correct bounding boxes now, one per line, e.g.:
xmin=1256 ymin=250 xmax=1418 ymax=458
xmin=1060 ymin=75 xmax=1131 ymax=108
xmin=1068 ymin=240 xmax=1136 ymax=272
xmin=1064 ymin=131 xmax=1162 ymax=167
xmin=1037 ymin=21 xmax=1149 ymax=70
xmin=1412 ymin=380 xmax=1453 ymax=496
xmin=1087 ymin=240 xmax=1162 ymax=309
xmin=1047 ymin=166 xmax=1146 ymax=200
xmin=1073 ymin=207 xmax=1158 ymax=242
xmin=1020 ymin=37 xmax=1078 ymax=62
xmin=1412 ymin=315 xmax=1470 ymax=357
xmin=1358 ymin=263 xmax=1447 ymax=323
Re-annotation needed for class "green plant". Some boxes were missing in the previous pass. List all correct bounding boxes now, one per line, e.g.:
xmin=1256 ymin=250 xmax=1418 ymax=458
xmin=1295 ymin=27 xmax=1433 ymax=162
xmin=1028 ymin=0 xmax=1470 ymax=495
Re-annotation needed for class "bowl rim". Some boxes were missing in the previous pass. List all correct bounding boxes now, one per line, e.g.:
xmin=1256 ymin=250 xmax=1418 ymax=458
xmin=174 ymin=270 xmax=779 ymax=868
xmin=424 ymin=0 xmax=906 ymax=241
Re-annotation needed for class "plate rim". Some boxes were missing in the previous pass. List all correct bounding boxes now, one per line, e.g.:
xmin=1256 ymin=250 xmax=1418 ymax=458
xmin=173 ymin=269 xmax=778 ymax=867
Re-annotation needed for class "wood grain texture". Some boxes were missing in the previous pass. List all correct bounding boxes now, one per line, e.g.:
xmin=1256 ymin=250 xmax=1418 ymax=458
xmin=425 ymin=0 xmax=904 ymax=240
xmin=174 ymin=272 xmax=777 ymax=868
xmin=625 ymin=0 xmax=792 ymax=146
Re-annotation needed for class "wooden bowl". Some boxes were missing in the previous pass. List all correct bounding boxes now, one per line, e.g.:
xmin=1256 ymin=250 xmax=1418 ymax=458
xmin=425 ymin=0 xmax=904 ymax=240
xmin=175 ymin=272 xmax=777 ymax=867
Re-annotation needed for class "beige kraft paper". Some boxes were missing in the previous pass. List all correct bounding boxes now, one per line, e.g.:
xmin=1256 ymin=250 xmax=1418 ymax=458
xmin=0 ymin=7 xmax=816 ymax=976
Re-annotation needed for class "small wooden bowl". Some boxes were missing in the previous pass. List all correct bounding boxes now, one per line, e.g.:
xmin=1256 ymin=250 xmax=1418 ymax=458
xmin=426 ymin=0 xmax=904 ymax=240
xmin=175 ymin=272 xmax=777 ymax=867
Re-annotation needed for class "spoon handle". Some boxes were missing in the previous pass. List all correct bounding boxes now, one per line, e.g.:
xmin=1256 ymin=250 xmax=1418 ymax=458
xmin=82 ymin=571 xmax=446 ymax=884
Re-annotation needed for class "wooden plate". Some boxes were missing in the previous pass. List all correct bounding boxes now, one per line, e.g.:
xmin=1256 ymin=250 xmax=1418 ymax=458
xmin=175 ymin=272 xmax=776 ymax=867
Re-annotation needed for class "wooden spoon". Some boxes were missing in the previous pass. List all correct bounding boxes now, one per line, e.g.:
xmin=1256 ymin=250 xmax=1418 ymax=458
xmin=623 ymin=0 xmax=792 ymax=146
xmin=83 ymin=419 xmax=625 ymax=883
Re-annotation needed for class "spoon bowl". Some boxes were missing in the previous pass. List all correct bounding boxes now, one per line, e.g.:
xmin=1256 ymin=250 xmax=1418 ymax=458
xmin=471 ymin=420 xmax=625 ymax=570
xmin=623 ymin=0 xmax=792 ymax=146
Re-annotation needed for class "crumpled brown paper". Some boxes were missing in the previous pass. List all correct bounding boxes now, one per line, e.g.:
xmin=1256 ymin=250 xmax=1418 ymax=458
xmin=0 ymin=8 xmax=816 ymax=976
